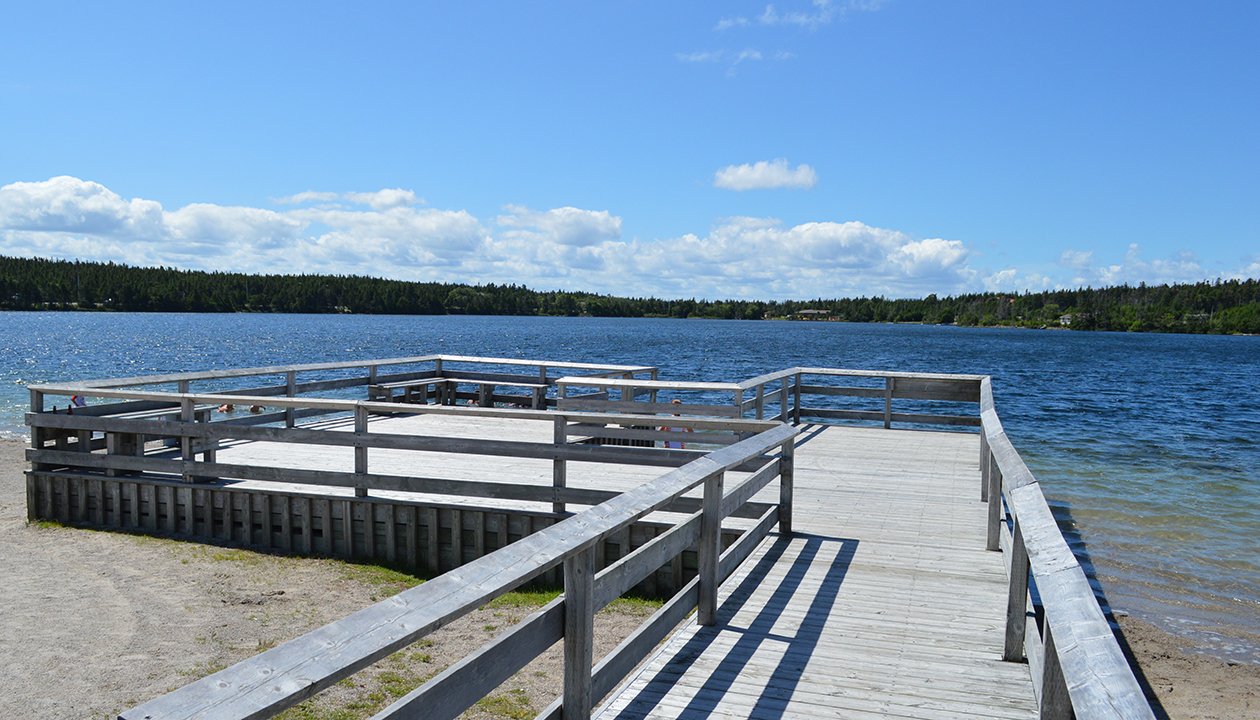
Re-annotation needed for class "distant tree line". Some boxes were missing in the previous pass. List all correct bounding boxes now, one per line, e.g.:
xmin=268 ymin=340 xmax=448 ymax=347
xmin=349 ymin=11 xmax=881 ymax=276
xmin=2 ymin=255 xmax=1258 ymax=334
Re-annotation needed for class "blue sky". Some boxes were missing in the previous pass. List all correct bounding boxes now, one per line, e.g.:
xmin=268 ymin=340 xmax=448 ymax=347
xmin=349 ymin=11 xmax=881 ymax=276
xmin=1 ymin=1 xmax=1256 ymax=300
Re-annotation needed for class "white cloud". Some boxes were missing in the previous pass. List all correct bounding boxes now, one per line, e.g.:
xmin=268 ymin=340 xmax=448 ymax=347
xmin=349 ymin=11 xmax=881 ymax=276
xmin=609 ymin=218 xmax=977 ymax=299
xmin=714 ymin=158 xmax=818 ymax=190
xmin=0 ymin=176 xmax=480 ymax=278
xmin=675 ymin=48 xmax=791 ymax=74
xmin=1095 ymin=244 xmax=1206 ymax=286
xmin=676 ymin=51 xmax=724 ymax=63
xmin=274 ymin=188 xmax=423 ymax=209
xmin=0 ymin=176 xmax=164 ymax=238
xmin=496 ymin=205 xmax=621 ymax=247
xmin=1235 ymin=256 xmax=1260 ymax=280
xmin=715 ymin=16 xmax=750 ymax=31
xmin=1058 ymin=249 xmax=1093 ymax=268
xmin=753 ymin=0 xmax=883 ymax=30
xmin=38 ymin=175 xmax=1253 ymax=301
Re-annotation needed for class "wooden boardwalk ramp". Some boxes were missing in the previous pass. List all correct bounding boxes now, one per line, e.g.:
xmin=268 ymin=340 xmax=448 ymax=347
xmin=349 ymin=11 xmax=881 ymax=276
xmin=597 ymin=424 xmax=1038 ymax=720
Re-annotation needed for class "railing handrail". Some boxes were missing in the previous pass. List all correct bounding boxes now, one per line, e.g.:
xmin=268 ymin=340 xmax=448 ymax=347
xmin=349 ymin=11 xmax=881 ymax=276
xmin=38 ymin=354 xmax=655 ymax=390
xmin=27 ymin=385 xmax=781 ymax=433
xmin=980 ymin=377 xmax=1153 ymax=719
xmin=117 ymin=421 xmax=798 ymax=720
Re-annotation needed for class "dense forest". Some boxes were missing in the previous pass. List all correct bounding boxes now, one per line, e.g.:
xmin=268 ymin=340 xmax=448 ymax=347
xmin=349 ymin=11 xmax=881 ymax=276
xmin=1 ymin=255 xmax=1257 ymax=334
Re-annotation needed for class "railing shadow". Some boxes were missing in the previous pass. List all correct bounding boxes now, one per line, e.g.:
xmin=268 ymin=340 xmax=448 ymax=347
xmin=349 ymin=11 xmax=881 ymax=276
xmin=604 ymin=532 xmax=858 ymax=719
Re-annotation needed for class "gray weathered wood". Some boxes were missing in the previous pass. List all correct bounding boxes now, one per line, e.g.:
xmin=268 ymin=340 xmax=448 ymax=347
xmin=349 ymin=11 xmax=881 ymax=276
xmin=697 ymin=472 xmax=723 ymax=626
xmin=1005 ymin=520 xmax=1031 ymax=662
xmin=564 ymin=548 xmax=596 ymax=720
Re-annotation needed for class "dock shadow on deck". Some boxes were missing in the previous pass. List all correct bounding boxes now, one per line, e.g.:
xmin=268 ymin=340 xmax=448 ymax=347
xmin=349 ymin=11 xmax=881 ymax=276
xmin=598 ymin=426 xmax=1039 ymax=720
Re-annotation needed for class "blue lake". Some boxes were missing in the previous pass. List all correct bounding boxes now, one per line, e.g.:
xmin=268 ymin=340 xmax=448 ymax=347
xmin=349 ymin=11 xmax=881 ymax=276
xmin=2 ymin=311 xmax=1257 ymax=662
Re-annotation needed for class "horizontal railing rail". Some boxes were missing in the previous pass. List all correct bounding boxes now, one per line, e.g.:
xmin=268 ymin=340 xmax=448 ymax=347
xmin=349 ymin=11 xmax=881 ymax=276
xmin=26 ymin=386 xmax=780 ymax=521
xmin=556 ymin=366 xmax=983 ymax=429
xmin=980 ymin=377 xmax=1153 ymax=719
xmin=117 ymin=422 xmax=798 ymax=720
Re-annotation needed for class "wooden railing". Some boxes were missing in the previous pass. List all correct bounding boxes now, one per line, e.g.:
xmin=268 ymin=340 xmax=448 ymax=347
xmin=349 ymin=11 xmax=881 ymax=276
xmin=25 ymin=356 xmax=1154 ymax=719
xmin=980 ymin=377 xmax=1153 ymax=719
xmin=100 ymin=417 xmax=797 ymax=720
xmin=556 ymin=367 xmax=983 ymax=429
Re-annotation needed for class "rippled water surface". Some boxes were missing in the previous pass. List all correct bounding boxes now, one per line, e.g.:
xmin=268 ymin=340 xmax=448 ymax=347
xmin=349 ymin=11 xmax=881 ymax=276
xmin=2 ymin=312 xmax=1257 ymax=661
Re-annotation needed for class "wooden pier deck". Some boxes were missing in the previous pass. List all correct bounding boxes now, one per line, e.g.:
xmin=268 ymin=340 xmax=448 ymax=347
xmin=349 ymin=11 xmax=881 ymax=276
xmin=26 ymin=356 xmax=1149 ymax=719
xmin=213 ymin=418 xmax=1036 ymax=718
xmin=597 ymin=425 xmax=1037 ymax=719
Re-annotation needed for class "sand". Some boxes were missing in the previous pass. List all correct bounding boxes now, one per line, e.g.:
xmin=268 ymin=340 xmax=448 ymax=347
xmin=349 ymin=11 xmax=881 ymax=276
xmin=1 ymin=438 xmax=1255 ymax=718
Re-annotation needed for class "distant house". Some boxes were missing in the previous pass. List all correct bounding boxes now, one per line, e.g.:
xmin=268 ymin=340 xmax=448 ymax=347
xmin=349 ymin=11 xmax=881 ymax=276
xmin=1059 ymin=314 xmax=1074 ymax=326
xmin=792 ymin=309 xmax=831 ymax=321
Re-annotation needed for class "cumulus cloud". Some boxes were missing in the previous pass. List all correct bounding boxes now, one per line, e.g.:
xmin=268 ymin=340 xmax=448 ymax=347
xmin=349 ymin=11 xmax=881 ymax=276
xmin=0 ymin=176 xmax=479 ymax=278
xmin=615 ymin=217 xmax=976 ymax=299
xmin=714 ymin=158 xmax=817 ymax=191
xmin=18 ymin=175 xmax=1194 ymax=300
xmin=496 ymin=205 xmax=621 ymax=247
xmin=275 ymin=188 xmax=423 ymax=209
xmin=1059 ymin=249 xmax=1093 ymax=268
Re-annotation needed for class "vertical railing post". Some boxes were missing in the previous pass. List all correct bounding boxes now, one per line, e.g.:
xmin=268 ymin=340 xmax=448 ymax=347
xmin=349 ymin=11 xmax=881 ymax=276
xmin=883 ymin=377 xmax=894 ymax=429
xmin=754 ymin=384 xmax=765 ymax=419
xmin=779 ymin=377 xmax=790 ymax=422
xmin=354 ymin=404 xmax=368 ymax=498
xmin=563 ymin=547 xmax=595 ymax=720
xmin=779 ymin=440 xmax=794 ymax=536
xmin=986 ymin=458 xmax=1003 ymax=551
xmin=698 ymin=471 xmax=724 ymax=626
xmin=733 ymin=389 xmax=744 ymax=420
xmin=29 ymin=388 xmax=46 ymax=472
xmin=180 ymin=397 xmax=195 ymax=483
xmin=979 ymin=430 xmax=990 ymax=502
xmin=1004 ymin=518 xmax=1030 ymax=661
xmin=1039 ymin=623 xmax=1073 ymax=719
xmin=285 ymin=371 xmax=297 ymax=428
xmin=553 ymin=415 xmax=567 ymax=515
xmin=28 ymin=389 xmax=45 ymax=520
xmin=793 ymin=372 xmax=802 ymax=424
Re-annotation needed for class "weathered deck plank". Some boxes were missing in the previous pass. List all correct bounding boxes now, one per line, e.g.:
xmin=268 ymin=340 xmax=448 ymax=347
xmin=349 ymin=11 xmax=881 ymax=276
xmin=596 ymin=424 xmax=1037 ymax=720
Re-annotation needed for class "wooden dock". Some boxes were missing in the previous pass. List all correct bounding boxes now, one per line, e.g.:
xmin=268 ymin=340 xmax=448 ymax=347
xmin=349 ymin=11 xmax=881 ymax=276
xmin=22 ymin=355 xmax=1153 ymax=720
xmin=597 ymin=425 xmax=1038 ymax=719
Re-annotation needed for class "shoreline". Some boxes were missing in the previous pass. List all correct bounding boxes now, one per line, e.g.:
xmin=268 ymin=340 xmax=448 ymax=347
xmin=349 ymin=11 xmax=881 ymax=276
xmin=1 ymin=438 xmax=1255 ymax=717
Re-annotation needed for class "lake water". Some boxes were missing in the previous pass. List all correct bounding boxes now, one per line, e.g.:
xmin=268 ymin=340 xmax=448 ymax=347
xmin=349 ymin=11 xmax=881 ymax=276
xmin=2 ymin=312 xmax=1257 ymax=663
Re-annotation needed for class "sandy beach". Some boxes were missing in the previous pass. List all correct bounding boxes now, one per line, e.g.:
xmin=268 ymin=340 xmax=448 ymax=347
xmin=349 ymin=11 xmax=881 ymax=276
xmin=0 ymin=438 xmax=1254 ymax=718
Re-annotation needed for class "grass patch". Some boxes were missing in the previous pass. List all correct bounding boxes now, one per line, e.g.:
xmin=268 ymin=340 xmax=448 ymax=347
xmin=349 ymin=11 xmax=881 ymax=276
xmin=475 ymin=688 xmax=534 ymax=720
xmin=605 ymin=594 xmax=665 ymax=614
xmin=273 ymin=648 xmax=436 ymax=720
xmin=208 ymin=547 xmax=268 ymax=565
xmin=484 ymin=587 xmax=562 ymax=609
xmin=335 ymin=563 xmax=425 ymax=594
xmin=178 ymin=660 xmax=227 ymax=678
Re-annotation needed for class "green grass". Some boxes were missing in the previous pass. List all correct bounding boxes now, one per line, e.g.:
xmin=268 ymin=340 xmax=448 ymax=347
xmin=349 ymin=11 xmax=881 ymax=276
xmin=605 ymin=594 xmax=665 ymax=614
xmin=334 ymin=563 xmax=426 ymax=593
xmin=484 ymin=587 xmax=562 ymax=609
xmin=475 ymin=688 xmax=534 ymax=720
